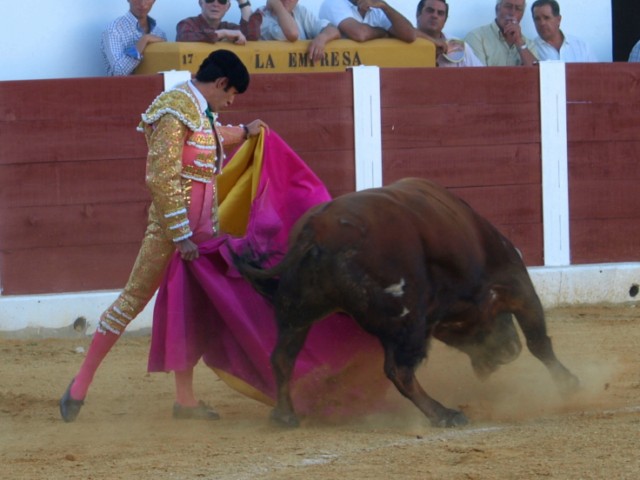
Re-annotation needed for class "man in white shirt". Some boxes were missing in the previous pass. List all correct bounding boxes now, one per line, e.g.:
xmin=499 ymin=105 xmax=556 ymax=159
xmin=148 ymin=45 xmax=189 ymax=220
xmin=531 ymin=0 xmax=597 ymax=62
xmin=415 ymin=0 xmax=483 ymax=67
xmin=247 ymin=0 xmax=340 ymax=62
xmin=319 ymin=0 xmax=416 ymax=43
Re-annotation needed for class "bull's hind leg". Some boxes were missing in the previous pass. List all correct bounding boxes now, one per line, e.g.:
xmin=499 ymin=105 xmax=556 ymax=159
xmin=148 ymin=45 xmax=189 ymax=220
xmin=383 ymin=344 xmax=468 ymax=428
xmin=270 ymin=326 xmax=311 ymax=428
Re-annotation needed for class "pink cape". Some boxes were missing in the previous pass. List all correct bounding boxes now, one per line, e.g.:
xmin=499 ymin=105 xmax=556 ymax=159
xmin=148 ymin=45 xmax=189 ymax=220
xmin=148 ymin=131 xmax=390 ymax=418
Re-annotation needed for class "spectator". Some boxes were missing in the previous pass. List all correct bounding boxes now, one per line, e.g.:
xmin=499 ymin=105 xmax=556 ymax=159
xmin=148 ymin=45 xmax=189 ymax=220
xmin=59 ymin=50 xmax=268 ymax=423
xmin=177 ymin=0 xmax=253 ymax=44
xmin=246 ymin=0 xmax=340 ymax=62
xmin=629 ymin=40 xmax=640 ymax=62
xmin=465 ymin=0 xmax=538 ymax=66
xmin=102 ymin=0 xmax=167 ymax=76
xmin=415 ymin=0 xmax=483 ymax=67
xmin=531 ymin=0 xmax=597 ymax=62
xmin=319 ymin=0 xmax=416 ymax=43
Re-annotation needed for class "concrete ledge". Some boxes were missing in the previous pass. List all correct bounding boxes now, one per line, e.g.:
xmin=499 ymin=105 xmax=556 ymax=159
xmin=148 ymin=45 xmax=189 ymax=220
xmin=529 ymin=262 xmax=640 ymax=307
xmin=0 ymin=291 xmax=156 ymax=334
xmin=1 ymin=263 xmax=638 ymax=335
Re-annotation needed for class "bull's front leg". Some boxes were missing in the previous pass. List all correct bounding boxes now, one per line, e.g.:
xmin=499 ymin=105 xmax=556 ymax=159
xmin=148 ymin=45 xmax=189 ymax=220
xmin=513 ymin=300 xmax=580 ymax=396
xmin=270 ymin=326 xmax=311 ymax=428
xmin=383 ymin=348 xmax=468 ymax=428
xmin=525 ymin=332 xmax=580 ymax=396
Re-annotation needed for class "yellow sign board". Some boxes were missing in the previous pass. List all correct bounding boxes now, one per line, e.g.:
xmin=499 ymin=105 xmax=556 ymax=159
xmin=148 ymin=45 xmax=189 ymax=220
xmin=135 ymin=38 xmax=435 ymax=75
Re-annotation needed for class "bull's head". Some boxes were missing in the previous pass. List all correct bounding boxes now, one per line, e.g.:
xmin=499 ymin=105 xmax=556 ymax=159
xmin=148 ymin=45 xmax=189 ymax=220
xmin=433 ymin=309 xmax=522 ymax=380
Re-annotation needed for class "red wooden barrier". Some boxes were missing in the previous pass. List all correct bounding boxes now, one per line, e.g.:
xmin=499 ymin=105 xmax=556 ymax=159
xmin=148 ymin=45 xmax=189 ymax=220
xmin=1 ymin=65 xmax=638 ymax=295
xmin=566 ymin=64 xmax=640 ymax=263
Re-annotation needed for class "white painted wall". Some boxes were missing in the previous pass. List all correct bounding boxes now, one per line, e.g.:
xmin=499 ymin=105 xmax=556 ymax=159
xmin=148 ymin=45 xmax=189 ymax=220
xmin=0 ymin=0 xmax=612 ymax=81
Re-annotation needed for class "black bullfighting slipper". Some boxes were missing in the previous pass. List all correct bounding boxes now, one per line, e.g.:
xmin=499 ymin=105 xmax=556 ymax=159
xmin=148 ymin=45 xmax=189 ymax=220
xmin=172 ymin=401 xmax=220 ymax=420
xmin=59 ymin=379 xmax=84 ymax=423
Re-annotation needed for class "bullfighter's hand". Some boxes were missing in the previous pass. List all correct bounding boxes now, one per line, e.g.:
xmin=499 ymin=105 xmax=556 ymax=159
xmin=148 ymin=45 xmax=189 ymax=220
xmin=176 ymin=238 xmax=199 ymax=261
xmin=245 ymin=119 xmax=270 ymax=137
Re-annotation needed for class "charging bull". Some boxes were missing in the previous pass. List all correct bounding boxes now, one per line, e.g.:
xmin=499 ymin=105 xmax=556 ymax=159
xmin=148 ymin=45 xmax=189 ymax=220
xmin=235 ymin=178 xmax=579 ymax=428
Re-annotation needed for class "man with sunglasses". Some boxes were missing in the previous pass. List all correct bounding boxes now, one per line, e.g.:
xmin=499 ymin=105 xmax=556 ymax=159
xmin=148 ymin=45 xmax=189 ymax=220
xmin=102 ymin=0 xmax=167 ymax=76
xmin=415 ymin=0 xmax=482 ymax=67
xmin=465 ymin=0 xmax=538 ymax=66
xmin=177 ymin=0 xmax=254 ymax=44
xmin=60 ymin=50 xmax=269 ymax=423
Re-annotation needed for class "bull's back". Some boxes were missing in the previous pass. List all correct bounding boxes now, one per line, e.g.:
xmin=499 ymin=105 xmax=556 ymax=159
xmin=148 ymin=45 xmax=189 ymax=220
xmin=280 ymin=178 xmax=524 ymax=290
xmin=271 ymin=180 xmax=483 ymax=321
xmin=390 ymin=179 xmax=535 ymax=299
xmin=303 ymin=179 xmax=500 ymax=269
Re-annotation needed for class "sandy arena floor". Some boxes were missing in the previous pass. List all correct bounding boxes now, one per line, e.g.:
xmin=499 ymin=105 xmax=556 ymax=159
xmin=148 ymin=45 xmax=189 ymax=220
xmin=1 ymin=305 xmax=639 ymax=479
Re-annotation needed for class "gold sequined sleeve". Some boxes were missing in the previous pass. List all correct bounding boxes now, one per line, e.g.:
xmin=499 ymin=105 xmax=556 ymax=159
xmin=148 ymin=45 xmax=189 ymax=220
xmin=145 ymin=114 xmax=192 ymax=242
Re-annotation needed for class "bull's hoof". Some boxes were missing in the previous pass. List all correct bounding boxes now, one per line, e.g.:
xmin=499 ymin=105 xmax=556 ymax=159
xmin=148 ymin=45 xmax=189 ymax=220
xmin=431 ymin=410 xmax=469 ymax=428
xmin=551 ymin=365 xmax=581 ymax=398
xmin=558 ymin=373 xmax=581 ymax=398
xmin=269 ymin=408 xmax=300 ymax=428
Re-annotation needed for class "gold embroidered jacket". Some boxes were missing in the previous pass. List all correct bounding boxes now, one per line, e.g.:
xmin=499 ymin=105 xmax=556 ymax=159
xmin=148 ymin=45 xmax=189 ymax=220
xmin=137 ymin=83 xmax=244 ymax=242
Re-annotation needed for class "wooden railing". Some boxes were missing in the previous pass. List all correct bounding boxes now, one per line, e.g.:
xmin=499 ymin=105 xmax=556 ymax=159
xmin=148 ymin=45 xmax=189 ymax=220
xmin=134 ymin=38 xmax=436 ymax=75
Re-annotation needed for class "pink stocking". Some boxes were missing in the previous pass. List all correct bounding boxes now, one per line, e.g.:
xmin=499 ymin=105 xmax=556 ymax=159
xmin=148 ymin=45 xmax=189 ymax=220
xmin=174 ymin=368 xmax=198 ymax=407
xmin=69 ymin=330 xmax=119 ymax=400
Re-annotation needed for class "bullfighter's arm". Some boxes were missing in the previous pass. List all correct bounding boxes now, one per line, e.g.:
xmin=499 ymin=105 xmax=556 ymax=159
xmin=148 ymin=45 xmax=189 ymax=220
xmin=145 ymin=114 xmax=192 ymax=242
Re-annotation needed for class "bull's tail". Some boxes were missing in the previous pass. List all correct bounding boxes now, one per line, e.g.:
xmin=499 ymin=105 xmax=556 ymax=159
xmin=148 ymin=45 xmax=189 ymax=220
xmin=232 ymin=248 xmax=284 ymax=302
xmin=232 ymin=225 xmax=320 ymax=302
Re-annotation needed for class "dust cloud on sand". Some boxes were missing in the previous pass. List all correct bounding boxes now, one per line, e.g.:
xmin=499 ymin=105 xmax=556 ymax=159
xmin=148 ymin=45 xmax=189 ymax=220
xmin=349 ymin=315 xmax=622 ymax=433
xmin=418 ymin=338 xmax=620 ymax=424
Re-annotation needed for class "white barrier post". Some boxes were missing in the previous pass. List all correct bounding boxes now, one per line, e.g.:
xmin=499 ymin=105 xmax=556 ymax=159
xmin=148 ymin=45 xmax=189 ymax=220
xmin=539 ymin=61 xmax=571 ymax=266
xmin=351 ymin=66 xmax=383 ymax=191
